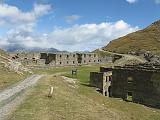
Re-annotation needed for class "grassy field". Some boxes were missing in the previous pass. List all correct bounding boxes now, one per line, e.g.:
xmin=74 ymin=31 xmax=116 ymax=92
xmin=9 ymin=65 xmax=160 ymax=120
xmin=0 ymin=63 xmax=29 ymax=90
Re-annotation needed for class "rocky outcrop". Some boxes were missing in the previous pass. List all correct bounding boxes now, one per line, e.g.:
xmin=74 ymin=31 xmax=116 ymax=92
xmin=0 ymin=54 xmax=32 ymax=74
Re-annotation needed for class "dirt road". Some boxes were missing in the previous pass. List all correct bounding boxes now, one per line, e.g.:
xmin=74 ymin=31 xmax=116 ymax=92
xmin=99 ymin=48 xmax=147 ymax=65
xmin=0 ymin=75 xmax=44 ymax=120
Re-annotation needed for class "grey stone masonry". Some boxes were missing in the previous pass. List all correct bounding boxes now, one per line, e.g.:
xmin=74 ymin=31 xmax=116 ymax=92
xmin=90 ymin=63 xmax=160 ymax=108
xmin=90 ymin=67 xmax=112 ymax=97
xmin=112 ymin=63 xmax=160 ymax=108
xmin=10 ymin=52 xmax=113 ymax=66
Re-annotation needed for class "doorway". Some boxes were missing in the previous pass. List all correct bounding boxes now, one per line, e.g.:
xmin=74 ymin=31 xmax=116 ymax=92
xmin=108 ymin=86 xmax=111 ymax=97
xmin=126 ymin=92 xmax=133 ymax=102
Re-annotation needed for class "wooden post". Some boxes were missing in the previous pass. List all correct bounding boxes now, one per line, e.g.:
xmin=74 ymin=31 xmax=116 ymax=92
xmin=48 ymin=86 xmax=54 ymax=98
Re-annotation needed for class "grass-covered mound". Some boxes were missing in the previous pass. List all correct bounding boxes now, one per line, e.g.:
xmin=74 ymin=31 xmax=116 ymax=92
xmin=103 ymin=20 xmax=160 ymax=54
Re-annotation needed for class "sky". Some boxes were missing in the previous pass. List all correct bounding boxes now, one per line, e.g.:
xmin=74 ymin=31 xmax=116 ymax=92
xmin=0 ymin=0 xmax=160 ymax=51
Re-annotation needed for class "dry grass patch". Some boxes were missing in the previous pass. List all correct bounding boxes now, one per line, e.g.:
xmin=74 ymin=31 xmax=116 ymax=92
xmin=9 ymin=75 xmax=117 ymax=120
xmin=0 ymin=63 xmax=29 ymax=90
xmin=9 ymin=65 xmax=160 ymax=120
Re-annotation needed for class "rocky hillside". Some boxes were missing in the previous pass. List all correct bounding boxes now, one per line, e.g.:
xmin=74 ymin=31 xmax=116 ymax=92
xmin=0 ymin=49 xmax=32 ymax=74
xmin=103 ymin=20 xmax=160 ymax=54
xmin=0 ymin=49 xmax=8 ymax=57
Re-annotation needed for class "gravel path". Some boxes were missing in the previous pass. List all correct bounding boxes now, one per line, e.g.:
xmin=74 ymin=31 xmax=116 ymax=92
xmin=0 ymin=74 xmax=44 ymax=120
xmin=99 ymin=48 xmax=147 ymax=65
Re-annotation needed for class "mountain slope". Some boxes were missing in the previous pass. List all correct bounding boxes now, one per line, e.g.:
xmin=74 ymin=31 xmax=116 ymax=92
xmin=4 ymin=45 xmax=59 ymax=53
xmin=103 ymin=20 xmax=160 ymax=54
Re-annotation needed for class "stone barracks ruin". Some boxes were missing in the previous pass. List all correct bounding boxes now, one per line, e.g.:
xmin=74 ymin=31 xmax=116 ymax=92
xmin=10 ymin=52 xmax=113 ymax=66
xmin=90 ymin=63 xmax=160 ymax=108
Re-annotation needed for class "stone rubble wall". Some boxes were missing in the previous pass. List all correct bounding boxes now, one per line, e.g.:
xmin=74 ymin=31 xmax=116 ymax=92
xmin=10 ymin=52 xmax=113 ymax=67
xmin=112 ymin=64 xmax=160 ymax=108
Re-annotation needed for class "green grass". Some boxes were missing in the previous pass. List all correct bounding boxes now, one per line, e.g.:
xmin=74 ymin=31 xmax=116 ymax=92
xmin=33 ymin=64 xmax=107 ymax=76
xmin=33 ymin=66 xmax=73 ymax=74
xmin=65 ymin=65 xmax=160 ymax=120
xmin=0 ymin=63 xmax=29 ymax=90
xmin=0 ymin=50 xmax=29 ymax=90
xmin=65 ymin=65 xmax=100 ymax=83
xmin=8 ymin=64 xmax=160 ymax=120
xmin=104 ymin=20 xmax=160 ymax=54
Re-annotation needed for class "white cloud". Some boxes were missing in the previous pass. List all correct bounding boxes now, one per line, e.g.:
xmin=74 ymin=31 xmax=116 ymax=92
xmin=34 ymin=4 xmax=51 ymax=17
xmin=0 ymin=3 xmax=51 ymax=26
xmin=65 ymin=15 xmax=82 ymax=24
xmin=0 ymin=38 xmax=8 ymax=47
xmin=155 ymin=0 xmax=160 ymax=4
xmin=1 ymin=20 xmax=139 ymax=51
xmin=0 ymin=3 xmax=52 ymax=50
xmin=126 ymin=0 xmax=138 ymax=4
xmin=48 ymin=20 xmax=139 ymax=51
xmin=3 ymin=26 xmax=48 ymax=48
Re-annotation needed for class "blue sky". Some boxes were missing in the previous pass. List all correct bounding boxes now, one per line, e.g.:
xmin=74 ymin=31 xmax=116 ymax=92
xmin=0 ymin=0 xmax=160 ymax=51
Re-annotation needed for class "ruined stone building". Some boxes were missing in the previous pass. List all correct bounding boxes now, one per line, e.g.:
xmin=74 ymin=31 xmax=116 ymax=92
xmin=10 ymin=52 xmax=113 ymax=66
xmin=112 ymin=63 xmax=160 ymax=108
xmin=90 ymin=63 xmax=160 ymax=108
xmin=40 ymin=52 xmax=111 ymax=66
xmin=90 ymin=67 xmax=112 ymax=97
xmin=10 ymin=52 xmax=45 ymax=66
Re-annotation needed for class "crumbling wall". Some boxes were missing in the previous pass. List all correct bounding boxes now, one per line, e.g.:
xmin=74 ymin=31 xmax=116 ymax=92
xmin=10 ymin=53 xmax=42 ymax=66
xmin=10 ymin=52 xmax=113 ymax=67
xmin=90 ymin=72 xmax=103 ymax=89
xmin=100 ymin=67 xmax=112 ymax=72
xmin=90 ymin=72 xmax=112 ymax=97
xmin=112 ymin=69 xmax=126 ymax=99
xmin=112 ymin=68 xmax=160 ymax=108
xmin=82 ymin=53 xmax=96 ymax=64
xmin=79 ymin=53 xmax=101 ymax=64
xmin=99 ymin=56 xmax=113 ymax=63
xmin=55 ymin=53 xmax=78 ymax=66
xmin=37 ymin=59 xmax=45 ymax=66
xmin=40 ymin=53 xmax=47 ymax=59
xmin=134 ymin=71 xmax=160 ymax=108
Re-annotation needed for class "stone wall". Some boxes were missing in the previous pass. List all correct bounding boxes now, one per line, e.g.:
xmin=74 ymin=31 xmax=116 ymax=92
xmin=112 ymin=65 xmax=160 ymax=108
xmin=11 ymin=52 xmax=45 ymax=66
xmin=40 ymin=52 xmax=108 ymax=66
xmin=54 ymin=53 xmax=78 ymax=66
xmin=90 ymin=71 xmax=112 ymax=97
xmin=91 ymin=63 xmax=160 ymax=108
xmin=100 ymin=56 xmax=113 ymax=63
xmin=10 ymin=52 xmax=113 ymax=67
xmin=100 ymin=67 xmax=113 ymax=72
xmin=90 ymin=72 xmax=104 ymax=89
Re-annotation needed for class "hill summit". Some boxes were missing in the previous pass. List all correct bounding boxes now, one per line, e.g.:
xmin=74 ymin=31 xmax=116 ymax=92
xmin=103 ymin=20 xmax=160 ymax=54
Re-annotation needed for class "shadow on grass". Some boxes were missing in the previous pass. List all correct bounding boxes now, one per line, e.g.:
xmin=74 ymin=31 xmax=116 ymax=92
xmin=80 ymin=83 xmax=93 ymax=87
